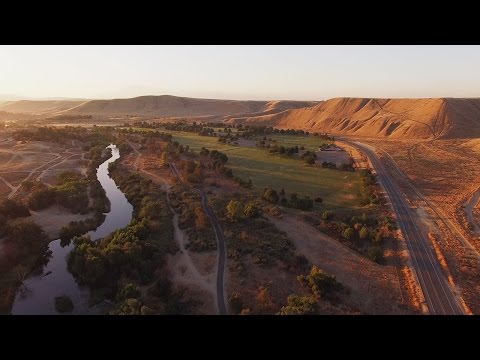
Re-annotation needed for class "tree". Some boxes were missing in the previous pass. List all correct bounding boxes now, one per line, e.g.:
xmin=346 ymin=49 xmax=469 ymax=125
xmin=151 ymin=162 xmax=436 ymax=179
xmin=298 ymin=265 xmax=340 ymax=297
xmin=194 ymin=205 xmax=209 ymax=230
xmin=343 ymin=227 xmax=354 ymax=241
xmin=290 ymin=192 xmax=298 ymax=207
xmin=28 ymin=187 xmax=56 ymax=210
xmin=226 ymin=200 xmax=243 ymax=222
xmin=304 ymin=155 xmax=316 ymax=165
xmin=117 ymin=283 xmax=141 ymax=302
xmin=0 ymin=199 xmax=31 ymax=218
xmin=255 ymin=286 xmax=275 ymax=314
xmin=262 ymin=188 xmax=279 ymax=204
xmin=368 ymin=246 xmax=383 ymax=263
xmin=243 ymin=202 xmax=259 ymax=218
xmin=353 ymin=223 xmax=363 ymax=231
xmin=229 ymin=292 xmax=243 ymax=315
xmin=279 ymin=295 xmax=319 ymax=315
xmin=373 ymin=231 xmax=383 ymax=243
xmin=359 ymin=226 xmax=369 ymax=240
xmin=159 ymin=151 xmax=169 ymax=167
xmin=321 ymin=210 xmax=334 ymax=221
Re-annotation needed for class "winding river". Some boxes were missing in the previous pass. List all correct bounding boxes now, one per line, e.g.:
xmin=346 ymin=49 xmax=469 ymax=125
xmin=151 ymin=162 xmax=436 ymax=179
xmin=11 ymin=145 xmax=133 ymax=315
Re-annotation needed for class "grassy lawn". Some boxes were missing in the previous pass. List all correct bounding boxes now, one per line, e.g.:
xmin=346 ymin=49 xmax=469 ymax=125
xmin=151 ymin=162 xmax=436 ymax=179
xmin=251 ymin=134 xmax=330 ymax=152
xmin=167 ymin=131 xmax=362 ymax=210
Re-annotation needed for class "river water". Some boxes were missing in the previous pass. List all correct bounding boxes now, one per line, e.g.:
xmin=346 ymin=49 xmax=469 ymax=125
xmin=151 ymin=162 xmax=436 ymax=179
xmin=11 ymin=144 xmax=133 ymax=315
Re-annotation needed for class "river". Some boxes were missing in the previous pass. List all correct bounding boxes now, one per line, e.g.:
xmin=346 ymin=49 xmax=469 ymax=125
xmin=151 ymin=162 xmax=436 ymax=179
xmin=11 ymin=144 xmax=133 ymax=315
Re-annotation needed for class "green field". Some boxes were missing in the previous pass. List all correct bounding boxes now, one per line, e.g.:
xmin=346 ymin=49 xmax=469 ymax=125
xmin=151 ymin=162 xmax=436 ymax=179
xmin=252 ymin=134 xmax=330 ymax=152
xmin=167 ymin=131 xmax=362 ymax=210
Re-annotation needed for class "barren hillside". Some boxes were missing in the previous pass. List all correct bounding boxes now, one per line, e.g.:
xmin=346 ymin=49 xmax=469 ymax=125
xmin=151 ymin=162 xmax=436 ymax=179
xmin=228 ymin=97 xmax=480 ymax=139
xmin=0 ymin=100 xmax=88 ymax=115
xmin=65 ymin=95 xmax=317 ymax=117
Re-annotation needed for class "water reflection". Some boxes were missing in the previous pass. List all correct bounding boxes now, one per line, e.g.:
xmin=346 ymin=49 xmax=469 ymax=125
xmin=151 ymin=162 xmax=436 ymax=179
xmin=11 ymin=145 xmax=133 ymax=315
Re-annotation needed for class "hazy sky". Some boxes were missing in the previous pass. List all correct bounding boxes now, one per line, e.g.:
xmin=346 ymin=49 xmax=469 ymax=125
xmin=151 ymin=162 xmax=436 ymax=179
xmin=1 ymin=45 xmax=480 ymax=100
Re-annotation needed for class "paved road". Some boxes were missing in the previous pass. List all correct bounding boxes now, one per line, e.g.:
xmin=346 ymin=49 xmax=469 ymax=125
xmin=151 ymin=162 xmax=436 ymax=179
xmin=200 ymin=193 xmax=227 ymax=315
xmin=169 ymin=163 xmax=227 ymax=315
xmin=344 ymin=139 xmax=464 ymax=315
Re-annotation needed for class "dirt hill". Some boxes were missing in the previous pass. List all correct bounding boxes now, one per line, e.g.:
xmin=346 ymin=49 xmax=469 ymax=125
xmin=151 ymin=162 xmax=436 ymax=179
xmin=64 ymin=95 xmax=316 ymax=117
xmin=227 ymin=97 xmax=480 ymax=139
xmin=0 ymin=100 xmax=88 ymax=115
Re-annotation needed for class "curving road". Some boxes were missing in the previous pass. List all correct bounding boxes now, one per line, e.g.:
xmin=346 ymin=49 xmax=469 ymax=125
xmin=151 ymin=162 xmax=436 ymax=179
xmin=169 ymin=163 xmax=227 ymax=315
xmin=344 ymin=139 xmax=464 ymax=315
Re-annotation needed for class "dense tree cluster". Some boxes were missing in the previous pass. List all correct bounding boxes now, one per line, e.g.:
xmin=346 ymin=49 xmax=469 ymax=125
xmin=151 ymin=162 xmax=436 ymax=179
xmin=279 ymin=265 xmax=342 ymax=315
xmin=359 ymin=169 xmax=380 ymax=205
xmin=318 ymin=210 xmax=394 ymax=263
xmin=239 ymin=125 xmax=310 ymax=137
xmin=1 ymin=221 xmax=48 ymax=258
xmin=68 ymin=167 xmax=176 ymax=304
xmin=0 ymin=199 xmax=30 ymax=219
xmin=26 ymin=183 xmax=56 ymax=211
xmin=13 ymin=126 xmax=113 ymax=145
xmin=210 ymin=195 xmax=295 ymax=267
xmin=226 ymin=200 xmax=259 ymax=222
xmin=54 ymin=172 xmax=89 ymax=214
xmin=262 ymin=188 xmax=314 ymax=211
xmin=118 ymin=127 xmax=173 ymax=143
xmin=169 ymin=183 xmax=216 ymax=252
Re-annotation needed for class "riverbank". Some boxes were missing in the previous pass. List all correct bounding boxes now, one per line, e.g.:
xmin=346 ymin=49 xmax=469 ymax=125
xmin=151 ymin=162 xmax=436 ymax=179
xmin=10 ymin=145 xmax=133 ymax=315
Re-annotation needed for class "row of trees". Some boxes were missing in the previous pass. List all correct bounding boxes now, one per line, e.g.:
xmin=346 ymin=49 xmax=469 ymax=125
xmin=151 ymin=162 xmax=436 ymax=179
xmin=226 ymin=200 xmax=259 ymax=222
xmin=262 ymin=188 xmax=315 ymax=211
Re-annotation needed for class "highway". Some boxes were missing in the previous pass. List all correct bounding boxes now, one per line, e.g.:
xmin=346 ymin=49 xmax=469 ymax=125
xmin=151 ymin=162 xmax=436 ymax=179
xmin=345 ymin=139 xmax=464 ymax=315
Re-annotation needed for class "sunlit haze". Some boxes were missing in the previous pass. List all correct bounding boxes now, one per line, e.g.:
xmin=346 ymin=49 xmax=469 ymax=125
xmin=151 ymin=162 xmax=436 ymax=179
xmin=1 ymin=45 xmax=480 ymax=100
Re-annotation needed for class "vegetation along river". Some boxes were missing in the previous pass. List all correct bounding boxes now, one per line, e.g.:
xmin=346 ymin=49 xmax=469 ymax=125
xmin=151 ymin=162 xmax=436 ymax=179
xmin=11 ymin=145 xmax=133 ymax=314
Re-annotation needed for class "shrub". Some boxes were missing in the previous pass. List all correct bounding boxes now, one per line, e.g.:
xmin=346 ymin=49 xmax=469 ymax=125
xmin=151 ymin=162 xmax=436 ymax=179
xmin=342 ymin=227 xmax=354 ymax=241
xmin=321 ymin=210 xmax=334 ymax=221
xmin=359 ymin=226 xmax=369 ymax=240
xmin=0 ymin=199 xmax=30 ymax=219
xmin=373 ymin=231 xmax=383 ymax=243
xmin=229 ymin=292 xmax=243 ymax=315
xmin=368 ymin=246 xmax=383 ymax=263
xmin=262 ymin=188 xmax=279 ymax=204
xmin=279 ymin=295 xmax=319 ymax=315
xmin=28 ymin=187 xmax=56 ymax=210
xmin=298 ymin=265 xmax=341 ymax=297
xmin=243 ymin=202 xmax=259 ymax=218
xmin=55 ymin=295 xmax=74 ymax=313
xmin=226 ymin=200 xmax=243 ymax=222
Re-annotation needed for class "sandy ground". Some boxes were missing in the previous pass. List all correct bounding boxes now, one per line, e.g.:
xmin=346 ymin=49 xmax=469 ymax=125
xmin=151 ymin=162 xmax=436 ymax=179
xmin=266 ymin=213 xmax=414 ymax=314
xmin=0 ymin=135 xmax=90 ymax=240
xmin=29 ymin=204 xmax=91 ymax=240
xmin=0 ymin=138 xmax=85 ymax=201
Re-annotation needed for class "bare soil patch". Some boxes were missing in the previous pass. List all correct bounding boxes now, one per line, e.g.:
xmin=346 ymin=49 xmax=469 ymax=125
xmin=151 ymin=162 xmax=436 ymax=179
xmin=266 ymin=213 xmax=416 ymax=314
xmin=29 ymin=204 xmax=91 ymax=240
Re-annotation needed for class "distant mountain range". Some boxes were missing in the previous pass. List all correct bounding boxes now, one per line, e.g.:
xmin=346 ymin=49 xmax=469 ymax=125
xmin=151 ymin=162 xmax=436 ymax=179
xmin=1 ymin=94 xmax=479 ymax=139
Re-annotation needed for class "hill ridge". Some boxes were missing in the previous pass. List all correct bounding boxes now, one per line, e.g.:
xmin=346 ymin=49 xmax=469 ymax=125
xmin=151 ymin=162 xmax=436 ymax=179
xmin=227 ymin=97 xmax=480 ymax=139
